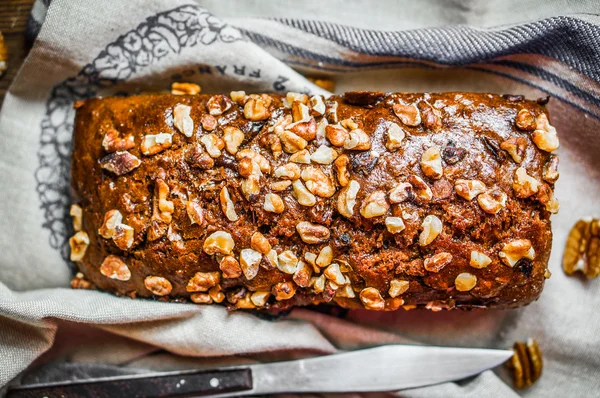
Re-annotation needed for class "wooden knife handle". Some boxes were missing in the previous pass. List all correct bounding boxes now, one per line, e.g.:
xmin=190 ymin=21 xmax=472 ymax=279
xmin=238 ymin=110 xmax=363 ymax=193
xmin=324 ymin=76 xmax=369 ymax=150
xmin=6 ymin=368 xmax=253 ymax=398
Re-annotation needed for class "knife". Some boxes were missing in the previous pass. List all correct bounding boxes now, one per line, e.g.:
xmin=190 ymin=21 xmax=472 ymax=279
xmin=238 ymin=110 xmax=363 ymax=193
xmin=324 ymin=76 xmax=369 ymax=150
xmin=7 ymin=345 xmax=513 ymax=397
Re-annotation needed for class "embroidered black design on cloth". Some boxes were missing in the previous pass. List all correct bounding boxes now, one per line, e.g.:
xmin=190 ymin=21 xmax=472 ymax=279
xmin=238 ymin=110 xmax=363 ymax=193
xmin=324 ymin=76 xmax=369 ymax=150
xmin=35 ymin=5 xmax=243 ymax=262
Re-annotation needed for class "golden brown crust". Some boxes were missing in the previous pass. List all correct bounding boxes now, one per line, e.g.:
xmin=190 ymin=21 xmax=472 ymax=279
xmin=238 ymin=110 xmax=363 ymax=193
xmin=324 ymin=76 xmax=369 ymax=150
xmin=70 ymin=91 xmax=557 ymax=311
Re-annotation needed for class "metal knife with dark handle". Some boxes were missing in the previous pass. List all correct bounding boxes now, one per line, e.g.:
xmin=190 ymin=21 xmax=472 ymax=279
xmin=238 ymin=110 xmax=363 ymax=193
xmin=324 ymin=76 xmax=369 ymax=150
xmin=7 ymin=345 xmax=513 ymax=398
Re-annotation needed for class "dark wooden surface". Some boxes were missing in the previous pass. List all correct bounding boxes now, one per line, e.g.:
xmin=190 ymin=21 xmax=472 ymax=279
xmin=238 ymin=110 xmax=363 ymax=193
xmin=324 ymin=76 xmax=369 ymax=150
xmin=0 ymin=0 xmax=35 ymax=108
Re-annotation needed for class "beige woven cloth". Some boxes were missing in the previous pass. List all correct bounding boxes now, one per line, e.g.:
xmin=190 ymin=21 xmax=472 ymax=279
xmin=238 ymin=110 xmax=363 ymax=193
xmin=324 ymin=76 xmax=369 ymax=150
xmin=1 ymin=0 xmax=599 ymax=396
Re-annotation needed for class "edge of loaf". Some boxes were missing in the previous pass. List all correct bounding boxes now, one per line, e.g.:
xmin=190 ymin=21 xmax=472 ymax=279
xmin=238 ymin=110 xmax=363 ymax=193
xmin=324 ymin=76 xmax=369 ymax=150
xmin=69 ymin=90 xmax=559 ymax=311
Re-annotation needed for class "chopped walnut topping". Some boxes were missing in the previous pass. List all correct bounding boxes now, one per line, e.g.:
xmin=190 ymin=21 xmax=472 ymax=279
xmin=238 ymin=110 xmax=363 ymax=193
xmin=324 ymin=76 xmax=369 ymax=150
xmin=408 ymin=175 xmax=433 ymax=203
xmin=272 ymin=114 xmax=293 ymax=135
xmin=277 ymin=250 xmax=299 ymax=274
xmin=316 ymin=245 xmax=333 ymax=268
xmin=538 ymin=184 xmax=559 ymax=214
xmin=186 ymin=200 xmax=204 ymax=225
xmin=360 ymin=287 xmax=385 ymax=310
xmin=230 ymin=90 xmax=247 ymax=105
xmin=220 ymin=256 xmax=242 ymax=278
xmin=270 ymin=180 xmax=292 ymax=191
xmin=222 ymin=126 xmax=245 ymax=154
xmin=187 ymin=144 xmax=214 ymax=169
xmin=287 ymin=118 xmax=317 ymax=141
xmin=244 ymin=97 xmax=270 ymax=121
xmin=454 ymin=179 xmax=487 ymax=201
xmin=263 ymin=249 xmax=279 ymax=270
xmin=309 ymin=95 xmax=326 ymax=115
xmin=337 ymin=180 xmax=360 ymax=218
xmin=251 ymin=232 xmax=271 ymax=255
xmin=340 ymin=118 xmax=358 ymax=130
xmin=70 ymin=204 xmax=82 ymax=232
xmin=186 ymin=271 xmax=220 ymax=292
xmin=386 ymin=123 xmax=406 ymax=151
xmin=424 ymin=252 xmax=453 ymax=272
xmin=237 ymin=149 xmax=271 ymax=173
xmin=190 ymin=293 xmax=212 ymax=304
xmin=289 ymin=149 xmax=311 ymax=164
xmin=419 ymin=215 xmax=443 ymax=246
xmin=209 ymin=285 xmax=225 ymax=303
xmin=99 ymin=210 xmax=123 ymax=239
xmin=236 ymin=292 xmax=257 ymax=308
xmin=326 ymin=101 xmax=339 ymax=123
xmin=420 ymin=146 xmax=443 ymax=179
xmin=419 ymin=101 xmax=442 ymax=131
xmin=98 ymin=209 xmax=135 ymax=249
xmin=264 ymin=193 xmax=285 ymax=213
xmin=385 ymin=217 xmax=406 ymax=234
xmin=241 ymin=175 xmax=261 ymax=201
xmin=171 ymin=82 xmax=201 ymax=95
xmin=515 ymin=109 xmax=535 ymax=130
xmin=220 ymin=187 xmax=239 ymax=222
xmin=144 ymin=276 xmax=172 ymax=296
xmin=293 ymin=260 xmax=313 ymax=287
xmin=393 ymin=104 xmax=421 ymax=126
xmin=296 ymin=221 xmax=330 ymax=244
xmin=273 ymin=281 xmax=297 ymax=301
xmin=99 ymin=151 xmax=141 ymax=175
xmin=360 ymin=191 xmax=389 ymax=218
xmin=455 ymin=272 xmax=477 ymax=291
xmin=389 ymin=279 xmax=409 ymax=298
xmin=542 ymin=155 xmax=559 ymax=183
xmin=499 ymin=239 xmax=535 ymax=267
xmin=336 ymin=284 xmax=356 ymax=298
xmin=292 ymin=179 xmax=317 ymax=207
xmin=501 ymin=137 xmax=527 ymax=163
xmin=264 ymin=133 xmax=283 ymax=159
xmin=173 ymin=104 xmax=194 ymax=137
xmin=325 ymin=124 xmax=349 ymax=147
xmin=200 ymin=114 xmax=217 ymax=131
xmin=146 ymin=179 xmax=173 ymax=241
xmin=333 ymin=154 xmax=350 ymax=187
xmin=301 ymin=166 xmax=336 ymax=198
xmin=470 ymin=251 xmax=492 ymax=269
xmin=69 ymin=231 xmax=89 ymax=261
xmin=286 ymin=92 xmax=309 ymax=106
xmin=141 ymin=133 xmax=172 ymax=156
xmin=311 ymin=145 xmax=338 ymax=165
xmin=113 ymin=224 xmax=134 ymax=251
xmin=513 ymin=167 xmax=540 ymax=198
xmin=280 ymin=130 xmax=308 ymax=153
xmin=70 ymin=272 xmax=94 ymax=290
xmin=250 ymin=291 xmax=271 ymax=307
xmin=238 ymin=158 xmax=263 ymax=178
xmin=532 ymin=113 xmax=559 ymax=152
xmin=311 ymin=274 xmax=327 ymax=293
xmin=477 ymin=188 xmax=507 ymax=214
xmin=291 ymin=101 xmax=311 ymax=122
xmin=200 ymin=133 xmax=224 ymax=158
xmin=102 ymin=128 xmax=135 ymax=153
xmin=343 ymin=129 xmax=371 ymax=150
xmin=240 ymin=248 xmax=262 ymax=280
xmin=207 ymin=94 xmax=232 ymax=115
xmin=304 ymin=251 xmax=317 ymax=268
xmin=324 ymin=263 xmax=346 ymax=285
xmin=203 ymin=231 xmax=235 ymax=255
xmin=274 ymin=163 xmax=301 ymax=180
xmin=388 ymin=182 xmax=412 ymax=204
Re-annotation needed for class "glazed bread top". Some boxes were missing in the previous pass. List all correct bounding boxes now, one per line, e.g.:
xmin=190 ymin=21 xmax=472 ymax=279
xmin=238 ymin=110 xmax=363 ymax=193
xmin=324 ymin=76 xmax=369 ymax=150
xmin=70 ymin=91 xmax=558 ymax=311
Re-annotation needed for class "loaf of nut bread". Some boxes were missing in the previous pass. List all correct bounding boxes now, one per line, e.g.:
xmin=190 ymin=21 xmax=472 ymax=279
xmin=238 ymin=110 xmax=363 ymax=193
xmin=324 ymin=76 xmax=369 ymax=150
xmin=69 ymin=90 xmax=559 ymax=311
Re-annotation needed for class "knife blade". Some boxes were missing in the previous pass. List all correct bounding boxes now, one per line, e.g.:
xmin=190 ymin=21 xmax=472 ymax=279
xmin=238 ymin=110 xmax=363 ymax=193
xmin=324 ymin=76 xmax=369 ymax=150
xmin=7 ymin=345 xmax=513 ymax=397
